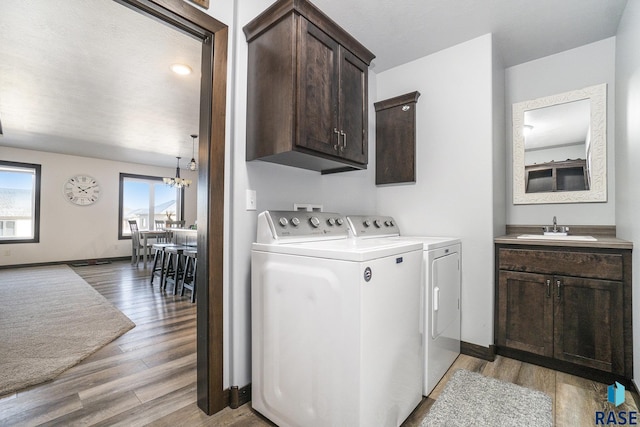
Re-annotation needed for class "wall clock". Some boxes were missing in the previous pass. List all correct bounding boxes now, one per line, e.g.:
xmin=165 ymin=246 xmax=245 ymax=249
xmin=63 ymin=174 xmax=101 ymax=206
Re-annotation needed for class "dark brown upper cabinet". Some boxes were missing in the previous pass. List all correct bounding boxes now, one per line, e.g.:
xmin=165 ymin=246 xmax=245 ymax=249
xmin=244 ymin=0 xmax=375 ymax=174
xmin=374 ymin=91 xmax=420 ymax=185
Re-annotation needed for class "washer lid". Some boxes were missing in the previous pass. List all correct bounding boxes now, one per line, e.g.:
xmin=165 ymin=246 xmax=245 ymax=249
xmin=252 ymin=237 xmax=422 ymax=261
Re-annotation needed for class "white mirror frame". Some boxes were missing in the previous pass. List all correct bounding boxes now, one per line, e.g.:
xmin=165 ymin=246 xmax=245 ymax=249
xmin=512 ymin=83 xmax=607 ymax=204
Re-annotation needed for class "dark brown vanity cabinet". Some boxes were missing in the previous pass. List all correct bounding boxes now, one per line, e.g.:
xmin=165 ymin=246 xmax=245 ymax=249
xmin=495 ymin=245 xmax=632 ymax=379
xmin=244 ymin=0 xmax=375 ymax=173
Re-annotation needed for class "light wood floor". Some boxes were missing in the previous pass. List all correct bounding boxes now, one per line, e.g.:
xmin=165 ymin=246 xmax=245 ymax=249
xmin=0 ymin=260 xmax=636 ymax=426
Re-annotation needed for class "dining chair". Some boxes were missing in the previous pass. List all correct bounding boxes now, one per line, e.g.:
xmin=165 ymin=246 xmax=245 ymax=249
xmin=128 ymin=220 xmax=153 ymax=266
xmin=154 ymin=219 xmax=170 ymax=243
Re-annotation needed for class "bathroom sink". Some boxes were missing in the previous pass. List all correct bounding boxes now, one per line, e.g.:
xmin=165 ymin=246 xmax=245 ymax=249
xmin=517 ymin=234 xmax=597 ymax=241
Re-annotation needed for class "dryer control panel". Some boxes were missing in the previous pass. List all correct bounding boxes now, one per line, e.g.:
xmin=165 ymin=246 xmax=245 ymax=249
xmin=257 ymin=210 xmax=348 ymax=243
xmin=346 ymin=215 xmax=400 ymax=238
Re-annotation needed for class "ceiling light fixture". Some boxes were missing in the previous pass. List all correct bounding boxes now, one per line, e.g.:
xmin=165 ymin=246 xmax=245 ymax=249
xmin=170 ymin=63 xmax=192 ymax=75
xmin=163 ymin=156 xmax=192 ymax=188
xmin=187 ymin=134 xmax=198 ymax=171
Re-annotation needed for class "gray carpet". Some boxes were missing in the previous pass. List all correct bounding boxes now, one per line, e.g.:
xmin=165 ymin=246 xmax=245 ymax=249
xmin=421 ymin=369 xmax=552 ymax=427
xmin=0 ymin=265 xmax=135 ymax=396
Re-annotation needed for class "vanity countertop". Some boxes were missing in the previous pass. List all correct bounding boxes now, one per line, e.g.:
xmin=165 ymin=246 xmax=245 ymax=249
xmin=495 ymin=224 xmax=633 ymax=250
xmin=495 ymin=234 xmax=633 ymax=250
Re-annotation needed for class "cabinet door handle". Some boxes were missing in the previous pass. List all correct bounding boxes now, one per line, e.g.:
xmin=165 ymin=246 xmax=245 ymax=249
xmin=556 ymin=280 xmax=562 ymax=298
xmin=340 ymin=130 xmax=347 ymax=151
xmin=546 ymin=279 xmax=551 ymax=297
xmin=333 ymin=128 xmax=340 ymax=150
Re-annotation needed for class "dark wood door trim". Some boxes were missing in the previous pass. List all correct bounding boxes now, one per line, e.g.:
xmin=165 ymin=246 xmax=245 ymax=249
xmin=113 ymin=0 xmax=227 ymax=415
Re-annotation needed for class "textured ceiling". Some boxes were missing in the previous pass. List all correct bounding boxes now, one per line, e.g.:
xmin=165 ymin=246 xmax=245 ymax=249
xmin=0 ymin=0 xmax=201 ymax=168
xmin=311 ymin=0 xmax=628 ymax=71
xmin=0 ymin=0 xmax=630 ymax=167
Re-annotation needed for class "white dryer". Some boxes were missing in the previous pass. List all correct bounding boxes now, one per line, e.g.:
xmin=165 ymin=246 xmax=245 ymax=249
xmin=347 ymin=215 xmax=461 ymax=396
xmin=251 ymin=211 xmax=423 ymax=427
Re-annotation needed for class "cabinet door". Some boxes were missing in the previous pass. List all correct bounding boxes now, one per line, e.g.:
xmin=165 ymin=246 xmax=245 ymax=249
xmin=497 ymin=271 xmax=553 ymax=357
xmin=296 ymin=18 xmax=340 ymax=157
xmin=553 ymin=275 xmax=624 ymax=374
xmin=338 ymin=47 xmax=368 ymax=164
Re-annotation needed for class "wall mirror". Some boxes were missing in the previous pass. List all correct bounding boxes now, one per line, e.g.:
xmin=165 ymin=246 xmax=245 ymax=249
xmin=512 ymin=83 xmax=607 ymax=204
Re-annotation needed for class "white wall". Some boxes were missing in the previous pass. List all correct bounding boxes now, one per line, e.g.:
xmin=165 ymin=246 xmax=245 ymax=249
xmin=493 ymin=38 xmax=507 ymax=242
xmin=505 ymin=38 xmax=616 ymax=225
xmin=375 ymin=34 xmax=502 ymax=348
xmin=0 ymin=146 xmax=196 ymax=266
xmin=614 ymin=0 xmax=640 ymax=381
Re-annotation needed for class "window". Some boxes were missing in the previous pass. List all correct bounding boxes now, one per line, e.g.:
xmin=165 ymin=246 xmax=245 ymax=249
xmin=0 ymin=161 xmax=41 ymax=243
xmin=118 ymin=173 xmax=183 ymax=239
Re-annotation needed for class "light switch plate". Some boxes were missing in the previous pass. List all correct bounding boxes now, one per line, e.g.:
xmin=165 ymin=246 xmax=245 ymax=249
xmin=246 ymin=189 xmax=257 ymax=211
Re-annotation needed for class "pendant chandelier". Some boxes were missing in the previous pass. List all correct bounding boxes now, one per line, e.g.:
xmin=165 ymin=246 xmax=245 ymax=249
xmin=163 ymin=156 xmax=192 ymax=188
xmin=187 ymin=134 xmax=198 ymax=171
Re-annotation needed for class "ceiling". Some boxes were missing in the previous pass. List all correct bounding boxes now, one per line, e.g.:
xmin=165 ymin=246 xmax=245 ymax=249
xmin=312 ymin=0 xmax=628 ymax=71
xmin=0 ymin=0 xmax=629 ymax=168
xmin=0 ymin=0 xmax=202 ymax=168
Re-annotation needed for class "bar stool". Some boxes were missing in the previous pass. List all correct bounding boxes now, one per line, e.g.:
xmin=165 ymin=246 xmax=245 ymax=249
xmin=150 ymin=242 xmax=176 ymax=288
xmin=180 ymin=249 xmax=197 ymax=303
xmin=163 ymin=245 xmax=190 ymax=295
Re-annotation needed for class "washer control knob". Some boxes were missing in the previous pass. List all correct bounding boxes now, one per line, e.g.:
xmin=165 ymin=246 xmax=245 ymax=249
xmin=384 ymin=220 xmax=392 ymax=226
xmin=336 ymin=218 xmax=344 ymax=226
xmin=363 ymin=220 xmax=371 ymax=227
xmin=291 ymin=217 xmax=300 ymax=227
xmin=278 ymin=217 xmax=288 ymax=227
xmin=309 ymin=217 xmax=320 ymax=228
xmin=327 ymin=218 xmax=336 ymax=226
xmin=374 ymin=219 xmax=382 ymax=228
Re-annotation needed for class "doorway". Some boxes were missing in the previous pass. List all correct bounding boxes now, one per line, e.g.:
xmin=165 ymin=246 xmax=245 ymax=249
xmin=0 ymin=0 xmax=227 ymax=415
xmin=115 ymin=0 xmax=227 ymax=415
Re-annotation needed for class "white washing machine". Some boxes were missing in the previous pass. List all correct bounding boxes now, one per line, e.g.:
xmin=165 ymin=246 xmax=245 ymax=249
xmin=347 ymin=215 xmax=461 ymax=396
xmin=251 ymin=211 xmax=423 ymax=427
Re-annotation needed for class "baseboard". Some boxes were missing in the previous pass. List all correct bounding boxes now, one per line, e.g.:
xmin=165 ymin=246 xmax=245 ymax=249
xmin=226 ymin=383 xmax=252 ymax=409
xmin=460 ymin=341 xmax=496 ymax=361
xmin=0 ymin=256 xmax=130 ymax=270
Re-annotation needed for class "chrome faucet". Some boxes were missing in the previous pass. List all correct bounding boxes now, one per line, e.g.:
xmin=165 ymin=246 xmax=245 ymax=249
xmin=542 ymin=216 xmax=568 ymax=235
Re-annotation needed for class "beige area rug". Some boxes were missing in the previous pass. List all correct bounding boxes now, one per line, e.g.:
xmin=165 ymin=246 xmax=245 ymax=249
xmin=0 ymin=265 xmax=135 ymax=396
xmin=421 ymin=369 xmax=552 ymax=427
